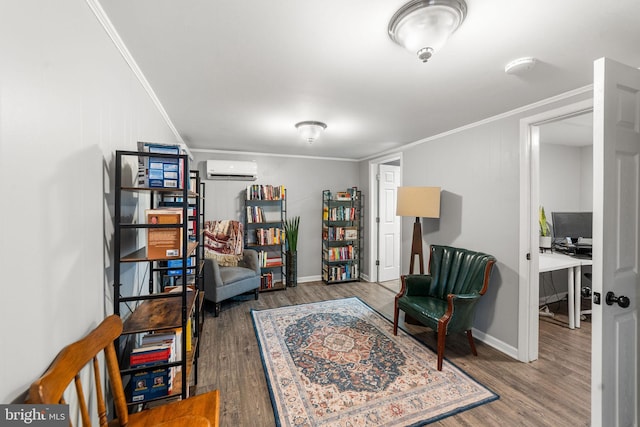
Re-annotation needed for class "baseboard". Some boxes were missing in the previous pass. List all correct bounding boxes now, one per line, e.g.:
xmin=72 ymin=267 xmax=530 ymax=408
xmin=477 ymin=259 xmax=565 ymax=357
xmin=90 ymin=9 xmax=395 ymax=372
xmin=297 ymin=275 xmax=371 ymax=284
xmin=298 ymin=275 xmax=322 ymax=283
xmin=471 ymin=328 xmax=519 ymax=361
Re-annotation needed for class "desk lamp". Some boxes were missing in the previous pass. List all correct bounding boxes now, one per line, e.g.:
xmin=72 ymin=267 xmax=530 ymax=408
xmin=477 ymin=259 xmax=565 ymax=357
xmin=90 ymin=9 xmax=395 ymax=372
xmin=396 ymin=186 xmax=441 ymax=274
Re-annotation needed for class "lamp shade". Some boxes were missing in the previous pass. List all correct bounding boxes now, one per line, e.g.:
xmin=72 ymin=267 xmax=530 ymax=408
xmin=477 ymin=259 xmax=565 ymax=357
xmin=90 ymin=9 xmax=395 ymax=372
xmin=396 ymin=186 xmax=441 ymax=218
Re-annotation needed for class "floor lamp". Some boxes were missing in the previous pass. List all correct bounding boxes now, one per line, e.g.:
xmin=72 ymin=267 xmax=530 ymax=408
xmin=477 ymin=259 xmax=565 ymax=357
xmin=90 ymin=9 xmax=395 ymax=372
xmin=396 ymin=187 xmax=441 ymax=274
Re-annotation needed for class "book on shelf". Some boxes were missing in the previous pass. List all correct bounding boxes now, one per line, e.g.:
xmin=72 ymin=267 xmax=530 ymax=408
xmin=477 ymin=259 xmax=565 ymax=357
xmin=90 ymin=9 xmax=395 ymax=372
xmin=246 ymin=206 xmax=265 ymax=223
xmin=130 ymin=366 xmax=171 ymax=402
xmin=254 ymin=228 xmax=284 ymax=245
xmin=166 ymin=257 xmax=195 ymax=276
xmin=323 ymin=226 xmax=358 ymax=241
xmin=257 ymin=251 xmax=282 ymax=267
xmin=344 ymin=227 xmax=358 ymax=240
xmin=246 ymin=184 xmax=286 ymax=201
xmin=260 ymin=272 xmax=274 ymax=289
xmin=324 ymin=245 xmax=356 ymax=261
xmin=335 ymin=191 xmax=352 ymax=201
xmin=323 ymin=263 xmax=359 ymax=282
xmin=129 ymin=339 xmax=175 ymax=402
xmin=136 ymin=142 xmax=186 ymax=189
xmin=145 ymin=208 xmax=183 ymax=259
xmin=326 ymin=206 xmax=356 ymax=221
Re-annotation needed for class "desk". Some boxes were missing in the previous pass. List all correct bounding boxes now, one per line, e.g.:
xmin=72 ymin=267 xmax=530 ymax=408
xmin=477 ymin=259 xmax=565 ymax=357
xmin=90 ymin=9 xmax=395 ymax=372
xmin=539 ymin=252 xmax=592 ymax=329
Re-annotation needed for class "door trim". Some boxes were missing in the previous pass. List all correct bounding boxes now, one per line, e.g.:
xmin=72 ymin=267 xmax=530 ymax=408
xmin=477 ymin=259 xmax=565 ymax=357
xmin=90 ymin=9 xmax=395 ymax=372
xmin=518 ymin=99 xmax=594 ymax=362
xmin=367 ymin=153 xmax=403 ymax=283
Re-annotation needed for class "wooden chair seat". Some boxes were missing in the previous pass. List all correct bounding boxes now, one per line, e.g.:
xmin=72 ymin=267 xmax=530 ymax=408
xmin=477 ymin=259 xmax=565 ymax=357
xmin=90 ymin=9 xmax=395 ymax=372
xmin=28 ymin=315 xmax=219 ymax=427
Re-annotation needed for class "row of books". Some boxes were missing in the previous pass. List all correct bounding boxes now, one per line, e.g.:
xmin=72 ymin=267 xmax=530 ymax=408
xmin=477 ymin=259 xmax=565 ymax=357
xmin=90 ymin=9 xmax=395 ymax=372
xmin=322 ymin=226 xmax=358 ymax=241
xmin=129 ymin=331 xmax=181 ymax=402
xmin=324 ymin=245 xmax=357 ymax=261
xmin=254 ymin=228 xmax=284 ymax=246
xmin=258 ymin=251 xmax=282 ymax=268
xmin=323 ymin=206 xmax=358 ymax=221
xmin=323 ymin=263 xmax=359 ymax=282
xmin=246 ymin=206 xmax=266 ymax=223
xmin=260 ymin=272 xmax=277 ymax=289
xmin=246 ymin=184 xmax=286 ymax=201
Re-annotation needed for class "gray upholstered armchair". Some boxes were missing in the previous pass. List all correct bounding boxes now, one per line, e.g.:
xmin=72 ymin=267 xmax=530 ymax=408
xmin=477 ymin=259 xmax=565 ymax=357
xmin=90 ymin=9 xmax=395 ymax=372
xmin=203 ymin=249 xmax=260 ymax=317
xmin=393 ymin=245 xmax=496 ymax=371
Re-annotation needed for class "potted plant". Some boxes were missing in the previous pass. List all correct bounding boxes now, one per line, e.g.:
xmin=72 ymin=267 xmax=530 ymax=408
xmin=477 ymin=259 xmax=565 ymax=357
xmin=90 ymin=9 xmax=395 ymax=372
xmin=284 ymin=216 xmax=300 ymax=287
xmin=539 ymin=206 xmax=552 ymax=249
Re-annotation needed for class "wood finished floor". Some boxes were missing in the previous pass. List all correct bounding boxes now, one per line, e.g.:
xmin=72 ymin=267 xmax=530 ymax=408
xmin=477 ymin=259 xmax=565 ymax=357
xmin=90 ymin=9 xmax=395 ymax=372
xmin=197 ymin=281 xmax=590 ymax=426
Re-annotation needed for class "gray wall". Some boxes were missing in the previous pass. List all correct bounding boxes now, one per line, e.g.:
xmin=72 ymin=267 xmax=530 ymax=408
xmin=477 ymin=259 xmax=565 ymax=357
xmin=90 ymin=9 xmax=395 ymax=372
xmin=361 ymin=91 xmax=592 ymax=350
xmin=1 ymin=1 xmax=180 ymax=406
xmin=539 ymin=143 xmax=593 ymax=301
xmin=540 ymin=144 xmax=593 ymax=215
xmin=192 ymin=151 xmax=360 ymax=279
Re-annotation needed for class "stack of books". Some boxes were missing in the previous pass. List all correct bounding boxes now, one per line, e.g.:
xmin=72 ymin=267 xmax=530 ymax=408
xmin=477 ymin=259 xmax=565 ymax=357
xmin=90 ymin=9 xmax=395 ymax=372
xmin=258 ymin=251 xmax=282 ymax=268
xmin=260 ymin=272 xmax=274 ymax=289
xmin=129 ymin=331 xmax=180 ymax=402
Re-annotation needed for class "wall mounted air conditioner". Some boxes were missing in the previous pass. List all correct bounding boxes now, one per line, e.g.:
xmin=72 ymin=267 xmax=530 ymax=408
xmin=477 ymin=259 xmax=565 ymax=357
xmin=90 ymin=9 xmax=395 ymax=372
xmin=206 ymin=160 xmax=257 ymax=181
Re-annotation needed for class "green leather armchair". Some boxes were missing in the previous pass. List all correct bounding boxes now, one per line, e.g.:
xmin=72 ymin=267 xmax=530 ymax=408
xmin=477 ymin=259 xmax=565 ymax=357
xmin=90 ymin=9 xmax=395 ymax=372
xmin=393 ymin=245 xmax=496 ymax=371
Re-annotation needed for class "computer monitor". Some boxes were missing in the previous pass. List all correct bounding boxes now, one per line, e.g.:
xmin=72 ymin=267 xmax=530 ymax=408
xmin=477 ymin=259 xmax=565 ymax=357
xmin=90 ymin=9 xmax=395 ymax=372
xmin=551 ymin=212 xmax=592 ymax=243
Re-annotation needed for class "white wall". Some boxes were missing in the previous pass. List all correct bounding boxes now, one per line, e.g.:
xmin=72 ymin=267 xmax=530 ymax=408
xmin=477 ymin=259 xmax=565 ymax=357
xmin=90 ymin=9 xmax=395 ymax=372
xmin=0 ymin=0 xmax=179 ymax=404
xmin=540 ymin=144 xmax=593 ymax=218
xmin=192 ymin=151 xmax=360 ymax=280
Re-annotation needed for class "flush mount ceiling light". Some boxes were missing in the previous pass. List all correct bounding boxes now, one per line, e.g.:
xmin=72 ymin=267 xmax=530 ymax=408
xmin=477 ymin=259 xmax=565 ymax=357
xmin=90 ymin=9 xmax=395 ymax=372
xmin=504 ymin=57 xmax=537 ymax=75
xmin=388 ymin=0 xmax=467 ymax=63
xmin=295 ymin=121 xmax=327 ymax=144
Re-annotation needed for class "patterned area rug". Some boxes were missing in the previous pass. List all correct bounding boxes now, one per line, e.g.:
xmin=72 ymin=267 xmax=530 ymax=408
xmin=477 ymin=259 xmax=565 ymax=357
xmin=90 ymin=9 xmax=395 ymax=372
xmin=251 ymin=297 xmax=498 ymax=426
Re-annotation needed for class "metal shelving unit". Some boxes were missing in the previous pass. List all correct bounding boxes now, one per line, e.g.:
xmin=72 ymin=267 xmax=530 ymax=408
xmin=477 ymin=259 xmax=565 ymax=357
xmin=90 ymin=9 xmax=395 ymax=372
xmin=113 ymin=149 xmax=204 ymax=406
xmin=244 ymin=185 xmax=287 ymax=291
xmin=322 ymin=188 xmax=363 ymax=284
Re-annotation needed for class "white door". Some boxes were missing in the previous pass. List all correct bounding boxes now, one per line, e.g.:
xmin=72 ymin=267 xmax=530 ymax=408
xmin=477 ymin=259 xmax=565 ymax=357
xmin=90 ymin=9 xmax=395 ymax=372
xmin=591 ymin=57 xmax=640 ymax=426
xmin=378 ymin=164 xmax=401 ymax=282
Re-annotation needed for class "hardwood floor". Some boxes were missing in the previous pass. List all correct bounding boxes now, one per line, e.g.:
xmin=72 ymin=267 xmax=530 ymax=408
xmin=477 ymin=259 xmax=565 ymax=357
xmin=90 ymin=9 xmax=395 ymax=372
xmin=196 ymin=281 xmax=590 ymax=426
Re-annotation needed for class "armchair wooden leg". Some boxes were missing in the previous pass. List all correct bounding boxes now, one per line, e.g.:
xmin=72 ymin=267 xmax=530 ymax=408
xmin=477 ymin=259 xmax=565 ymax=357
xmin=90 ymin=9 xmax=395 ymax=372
xmin=437 ymin=327 xmax=446 ymax=371
xmin=466 ymin=330 xmax=478 ymax=356
xmin=393 ymin=304 xmax=399 ymax=335
xmin=214 ymin=303 xmax=221 ymax=317
xmin=254 ymin=289 xmax=259 ymax=300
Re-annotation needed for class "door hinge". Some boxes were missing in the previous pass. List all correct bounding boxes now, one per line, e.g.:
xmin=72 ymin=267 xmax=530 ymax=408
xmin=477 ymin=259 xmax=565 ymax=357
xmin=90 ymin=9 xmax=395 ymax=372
xmin=526 ymin=253 xmax=531 ymax=260
xmin=375 ymin=260 xmax=380 ymax=266
xmin=376 ymin=217 xmax=380 ymax=223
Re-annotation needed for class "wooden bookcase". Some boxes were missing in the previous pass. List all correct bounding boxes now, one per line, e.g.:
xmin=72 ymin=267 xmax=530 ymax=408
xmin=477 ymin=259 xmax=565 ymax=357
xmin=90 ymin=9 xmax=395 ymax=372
xmin=244 ymin=185 xmax=287 ymax=291
xmin=322 ymin=188 xmax=363 ymax=284
xmin=113 ymin=149 xmax=204 ymax=406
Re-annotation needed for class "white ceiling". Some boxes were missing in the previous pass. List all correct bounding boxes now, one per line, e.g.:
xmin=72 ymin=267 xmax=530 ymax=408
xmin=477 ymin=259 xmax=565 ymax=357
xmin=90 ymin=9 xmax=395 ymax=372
xmin=99 ymin=0 xmax=640 ymax=160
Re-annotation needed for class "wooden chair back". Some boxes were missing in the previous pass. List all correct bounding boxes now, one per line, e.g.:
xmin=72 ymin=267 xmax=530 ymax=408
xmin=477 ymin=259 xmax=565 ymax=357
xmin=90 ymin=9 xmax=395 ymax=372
xmin=28 ymin=315 xmax=129 ymax=427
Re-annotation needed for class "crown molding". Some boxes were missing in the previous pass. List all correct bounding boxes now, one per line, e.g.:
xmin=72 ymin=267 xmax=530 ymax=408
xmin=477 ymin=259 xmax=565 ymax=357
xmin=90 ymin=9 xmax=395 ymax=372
xmin=190 ymin=148 xmax=360 ymax=162
xmin=360 ymin=85 xmax=593 ymax=162
xmin=85 ymin=0 xmax=192 ymax=159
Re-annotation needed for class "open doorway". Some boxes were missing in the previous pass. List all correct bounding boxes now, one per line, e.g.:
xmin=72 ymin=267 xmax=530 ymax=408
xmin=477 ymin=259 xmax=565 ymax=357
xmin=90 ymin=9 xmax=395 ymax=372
xmin=538 ymin=112 xmax=593 ymax=326
xmin=367 ymin=154 xmax=402 ymax=291
xmin=518 ymin=98 xmax=593 ymax=363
